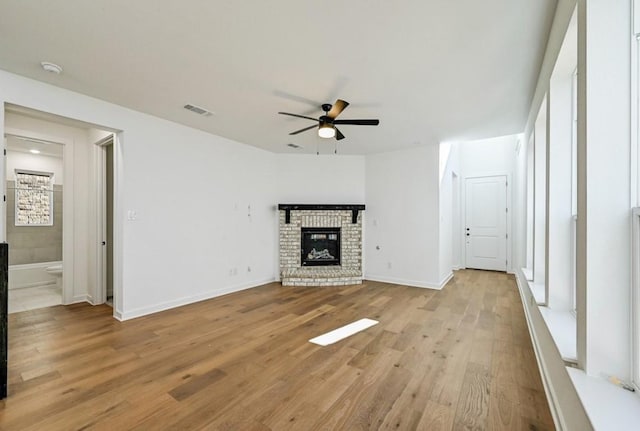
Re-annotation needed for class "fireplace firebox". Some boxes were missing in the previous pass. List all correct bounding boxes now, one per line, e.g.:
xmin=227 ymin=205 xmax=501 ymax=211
xmin=301 ymin=227 xmax=341 ymax=266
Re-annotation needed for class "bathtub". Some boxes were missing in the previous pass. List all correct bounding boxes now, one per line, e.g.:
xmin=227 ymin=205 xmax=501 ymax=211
xmin=8 ymin=261 xmax=62 ymax=290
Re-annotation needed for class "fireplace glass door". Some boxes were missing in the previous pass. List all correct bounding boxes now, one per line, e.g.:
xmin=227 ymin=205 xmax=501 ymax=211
xmin=301 ymin=227 xmax=341 ymax=266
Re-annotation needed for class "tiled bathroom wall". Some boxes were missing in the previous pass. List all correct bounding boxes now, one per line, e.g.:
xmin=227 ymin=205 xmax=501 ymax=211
xmin=6 ymin=181 xmax=63 ymax=265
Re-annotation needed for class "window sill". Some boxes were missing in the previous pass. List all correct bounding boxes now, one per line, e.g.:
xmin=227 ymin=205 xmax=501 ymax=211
xmin=567 ymin=367 xmax=640 ymax=430
xmin=538 ymin=306 xmax=577 ymax=361
xmin=528 ymin=280 xmax=546 ymax=304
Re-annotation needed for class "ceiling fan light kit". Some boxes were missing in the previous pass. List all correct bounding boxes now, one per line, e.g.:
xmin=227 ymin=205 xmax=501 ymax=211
xmin=278 ymin=99 xmax=379 ymax=141
xmin=318 ymin=123 xmax=336 ymax=139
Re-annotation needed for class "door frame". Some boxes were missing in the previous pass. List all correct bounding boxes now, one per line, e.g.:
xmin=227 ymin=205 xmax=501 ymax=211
xmin=461 ymin=173 xmax=512 ymax=272
xmin=94 ymin=135 xmax=112 ymax=305
xmin=93 ymin=133 xmax=122 ymax=319
xmin=452 ymin=171 xmax=461 ymax=269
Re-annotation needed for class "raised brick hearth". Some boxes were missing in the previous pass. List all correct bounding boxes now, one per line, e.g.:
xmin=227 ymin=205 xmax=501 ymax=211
xmin=279 ymin=204 xmax=364 ymax=287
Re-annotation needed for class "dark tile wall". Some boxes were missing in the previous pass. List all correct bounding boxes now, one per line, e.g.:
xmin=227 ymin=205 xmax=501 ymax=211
xmin=6 ymin=181 xmax=63 ymax=265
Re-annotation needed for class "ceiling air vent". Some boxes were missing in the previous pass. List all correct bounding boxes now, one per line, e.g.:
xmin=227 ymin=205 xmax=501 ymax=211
xmin=287 ymin=143 xmax=301 ymax=149
xmin=183 ymin=104 xmax=213 ymax=116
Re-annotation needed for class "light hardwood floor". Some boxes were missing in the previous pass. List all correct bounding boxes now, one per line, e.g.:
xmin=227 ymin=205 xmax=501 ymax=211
xmin=0 ymin=269 xmax=554 ymax=430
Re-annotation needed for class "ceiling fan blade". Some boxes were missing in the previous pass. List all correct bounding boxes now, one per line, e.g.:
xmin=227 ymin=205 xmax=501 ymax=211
xmin=327 ymin=99 xmax=349 ymax=119
xmin=333 ymin=119 xmax=380 ymax=126
xmin=335 ymin=128 xmax=345 ymax=140
xmin=278 ymin=112 xmax=319 ymax=122
xmin=289 ymin=124 xmax=318 ymax=135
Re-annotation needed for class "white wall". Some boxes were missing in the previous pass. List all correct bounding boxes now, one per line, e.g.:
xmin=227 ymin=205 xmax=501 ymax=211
xmin=275 ymin=155 xmax=365 ymax=203
xmin=112 ymin=116 xmax=278 ymax=320
xmin=0 ymin=70 xmax=278 ymax=320
xmin=459 ymin=135 xmax=517 ymax=178
xmin=6 ymin=151 xmax=64 ymax=185
xmin=365 ymin=145 xmax=442 ymax=288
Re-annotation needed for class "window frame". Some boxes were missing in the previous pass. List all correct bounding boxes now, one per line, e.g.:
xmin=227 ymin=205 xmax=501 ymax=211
xmin=14 ymin=169 xmax=55 ymax=227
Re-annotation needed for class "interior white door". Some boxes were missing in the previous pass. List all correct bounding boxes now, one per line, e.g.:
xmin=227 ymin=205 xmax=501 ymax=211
xmin=465 ymin=175 xmax=507 ymax=271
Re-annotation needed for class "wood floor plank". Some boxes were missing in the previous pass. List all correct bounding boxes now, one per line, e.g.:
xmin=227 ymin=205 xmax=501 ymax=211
xmin=415 ymin=400 xmax=456 ymax=430
xmin=487 ymin=380 xmax=519 ymax=430
xmin=0 ymin=270 xmax=555 ymax=430
xmin=452 ymin=362 xmax=491 ymax=430
xmin=168 ymin=368 xmax=227 ymax=401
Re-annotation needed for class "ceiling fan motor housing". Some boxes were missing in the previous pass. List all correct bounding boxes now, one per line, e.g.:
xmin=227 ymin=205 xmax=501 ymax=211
xmin=319 ymin=115 xmax=333 ymax=125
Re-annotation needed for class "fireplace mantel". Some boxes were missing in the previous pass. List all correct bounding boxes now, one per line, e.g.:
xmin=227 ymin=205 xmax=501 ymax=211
xmin=278 ymin=204 xmax=365 ymax=224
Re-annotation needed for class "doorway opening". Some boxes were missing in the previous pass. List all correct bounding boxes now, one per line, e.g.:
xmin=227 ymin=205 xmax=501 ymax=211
xmin=3 ymin=103 xmax=120 ymax=317
xmin=96 ymin=136 xmax=114 ymax=306
xmin=4 ymin=133 xmax=64 ymax=313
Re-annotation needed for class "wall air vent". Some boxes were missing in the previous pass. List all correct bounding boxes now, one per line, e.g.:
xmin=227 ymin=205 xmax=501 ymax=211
xmin=287 ymin=143 xmax=301 ymax=149
xmin=183 ymin=104 xmax=213 ymax=116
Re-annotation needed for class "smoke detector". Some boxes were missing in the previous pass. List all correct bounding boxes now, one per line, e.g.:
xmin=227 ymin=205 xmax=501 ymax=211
xmin=40 ymin=61 xmax=63 ymax=74
xmin=183 ymin=104 xmax=214 ymax=116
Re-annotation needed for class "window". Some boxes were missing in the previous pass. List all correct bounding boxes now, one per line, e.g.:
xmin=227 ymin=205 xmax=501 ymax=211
xmin=571 ymin=68 xmax=578 ymax=315
xmin=633 ymin=2 xmax=640 ymax=390
xmin=14 ymin=169 xmax=54 ymax=226
xmin=525 ymin=133 xmax=534 ymax=279
xmin=632 ymin=208 xmax=640 ymax=390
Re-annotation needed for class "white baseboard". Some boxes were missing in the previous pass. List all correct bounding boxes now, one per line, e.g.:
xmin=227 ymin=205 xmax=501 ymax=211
xmin=113 ymin=309 xmax=124 ymax=321
xmin=119 ymin=277 xmax=276 ymax=321
xmin=69 ymin=294 xmax=90 ymax=304
xmin=438 ymin=272 xmax=454 ymax=289
xmin=364 ymin=274 xmax=450 ymax=290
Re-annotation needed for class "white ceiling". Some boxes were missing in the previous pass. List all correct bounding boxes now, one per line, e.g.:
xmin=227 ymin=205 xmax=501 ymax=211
xmin=0 ymin=1 xmax=556 ymax=155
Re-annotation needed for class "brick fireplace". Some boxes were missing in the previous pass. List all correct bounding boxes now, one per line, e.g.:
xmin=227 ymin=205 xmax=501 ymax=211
xmin=279 ymin=204 xmax=364 ymax=286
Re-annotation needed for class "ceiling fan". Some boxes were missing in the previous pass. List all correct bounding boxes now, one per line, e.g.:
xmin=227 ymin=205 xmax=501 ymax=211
xmin=278 ymin=99 xmax=379 ymax=140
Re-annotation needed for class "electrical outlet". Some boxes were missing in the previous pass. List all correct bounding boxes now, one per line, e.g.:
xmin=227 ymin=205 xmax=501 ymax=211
xmin=387 ymin=262 xmax=392 ymax=269
xmin=247 ymin=266 xmax=251 ymax=273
